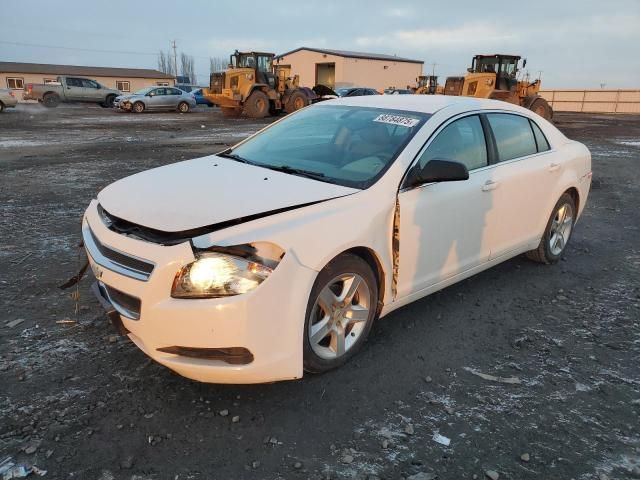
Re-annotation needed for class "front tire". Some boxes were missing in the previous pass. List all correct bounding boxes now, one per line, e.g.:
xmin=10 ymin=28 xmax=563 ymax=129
xmin=303 ymin=254 xmax=378 ymax=374
xmin=244 ymin=90 xmax=269 ymax=118
xmin=285 ymin=91 xmax=308 ymax=114
xmin=132 ymin=101 xmax=145 ymax=113
xmin=104 ymin=95 xmax=116 ymax=108
xmin=526 ymin=193 xmax=576 ymax=264
xmin=530 ymin=97 xmax=552 ymax=121
xmin=178 ymin=101 xmax=190 ymax=113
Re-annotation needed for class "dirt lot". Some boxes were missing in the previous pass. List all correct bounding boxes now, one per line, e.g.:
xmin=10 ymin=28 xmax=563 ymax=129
xmin=1 ymin=104 xmax=639 ymax=480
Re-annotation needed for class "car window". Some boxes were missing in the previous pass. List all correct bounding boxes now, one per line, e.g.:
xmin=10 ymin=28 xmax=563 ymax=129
xmin=66 ymin=78 xmax=81 ymax=87
xmin=417 ymin=115 xmax=488 ymax=171
xmin=530 ymin=120 xmax=550 ymax=152
xmin=153 ymin=88 xmax=165 ymax=96
xmin=82 ymin=79 xmax=98 ymax=88
xmin=168 ymin=88 xmax=181 ymax=95
xmin=487 ymin=113 xmax=538 ymax=161
xmin=230 ymin=105 xmax=430 ymax=189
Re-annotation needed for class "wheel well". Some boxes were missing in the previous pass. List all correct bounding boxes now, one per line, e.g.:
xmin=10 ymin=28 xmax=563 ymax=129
xmin=564 ymin=187 xmax=580 ymax=212
xmin=43 ymin=91 xmax=58 ymax=97
xmin=342 ymin=247 xmax=385 ymax=315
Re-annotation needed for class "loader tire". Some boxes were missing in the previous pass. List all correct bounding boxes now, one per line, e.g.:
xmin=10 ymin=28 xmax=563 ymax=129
xmin=285 ymin=91 xmax=308 ymax=114
xmin=244 ymin=90 xmax=269 ymax=118
xmin=530 ymin=97 xmax=552 ymax=121
xmin=43 ymin=93 xmax=60 ymax=108
xmin=221 ymin=107 xmax=242 ymax=118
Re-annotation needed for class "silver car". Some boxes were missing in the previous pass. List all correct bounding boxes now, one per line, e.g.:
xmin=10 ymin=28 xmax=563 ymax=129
xmin=0 ymin=88 xmax=18 ymax=112
xmin=114 ymin=87 xmax=196 ymax=113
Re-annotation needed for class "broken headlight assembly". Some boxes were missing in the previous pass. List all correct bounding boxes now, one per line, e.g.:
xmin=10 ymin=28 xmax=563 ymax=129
xmin=171 ymin=243 xmax=284 ymax=299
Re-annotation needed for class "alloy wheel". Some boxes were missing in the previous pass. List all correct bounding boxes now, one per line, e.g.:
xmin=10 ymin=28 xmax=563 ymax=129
xmin=549 ymin=202 xmax=574 ymax=256
xmin=308 ymin=273 xmax=371 ymax=359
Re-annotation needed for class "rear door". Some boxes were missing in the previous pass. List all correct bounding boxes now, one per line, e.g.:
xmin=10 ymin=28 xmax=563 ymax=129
xmin=166 ymin=88 xmax=183 ymax=109
xmin=63 ymin=77 xmax=85 ymax=101
xmin=483 ymin=112 xmax=557 ymax=258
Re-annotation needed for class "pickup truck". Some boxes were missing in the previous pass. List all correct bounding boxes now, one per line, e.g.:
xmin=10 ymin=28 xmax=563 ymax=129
xmin=23 ymin=76 xmax=121 ymax=108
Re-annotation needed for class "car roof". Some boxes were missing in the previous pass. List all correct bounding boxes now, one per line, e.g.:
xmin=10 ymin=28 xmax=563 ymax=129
xmin=320 ymin=94 xmax=530 ymax=115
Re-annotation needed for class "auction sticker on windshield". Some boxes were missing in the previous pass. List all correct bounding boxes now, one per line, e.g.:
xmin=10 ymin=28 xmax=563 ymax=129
xmin=373 ymin=114 xmax=420 ymax=128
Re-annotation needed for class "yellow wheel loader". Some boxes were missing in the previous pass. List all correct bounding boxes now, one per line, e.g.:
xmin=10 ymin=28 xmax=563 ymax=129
xmin=203 ymin=51 xmax=319 ymax=118
xmin=415 ymin=75 xmax=438 ymax=95
xmin=444 ymin=54 xmax=552 ymax=120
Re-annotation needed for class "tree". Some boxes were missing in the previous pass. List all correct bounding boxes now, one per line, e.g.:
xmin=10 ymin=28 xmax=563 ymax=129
xmin=209 ymin=56 xmax=228 ymax=74
xmin=180 ymin=52 xmax=196 ymax=84
xmin=157 ymin=50 xmax=172 ymax=75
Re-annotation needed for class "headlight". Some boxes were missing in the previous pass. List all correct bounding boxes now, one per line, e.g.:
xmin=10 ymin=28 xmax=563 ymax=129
xmin=171 ymin=251 xmax=276 ymax=299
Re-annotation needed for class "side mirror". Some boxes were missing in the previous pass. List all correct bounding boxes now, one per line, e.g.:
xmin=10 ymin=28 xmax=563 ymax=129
xmin=407 ymin=159 xmax=469 ymax=188
xmin=147 ymin=92 xmax=154 ymax=97
xmin=96 ymin=84 xmax=101 ymax=89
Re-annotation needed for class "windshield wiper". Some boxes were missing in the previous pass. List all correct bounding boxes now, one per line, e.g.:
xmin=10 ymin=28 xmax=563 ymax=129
xmin=217 ymin=151 xmax=254 ymax=165
xmin=263 ymin=165 xmax=328 ymax=182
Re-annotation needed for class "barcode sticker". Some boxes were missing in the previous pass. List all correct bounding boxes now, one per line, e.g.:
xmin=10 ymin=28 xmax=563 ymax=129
xmin=373 ymin=114 xmax=420 ymax=128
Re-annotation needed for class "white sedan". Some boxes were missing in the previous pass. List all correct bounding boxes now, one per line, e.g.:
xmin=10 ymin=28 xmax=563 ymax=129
xmin=83 ymin=95 xmax=592 ymax=383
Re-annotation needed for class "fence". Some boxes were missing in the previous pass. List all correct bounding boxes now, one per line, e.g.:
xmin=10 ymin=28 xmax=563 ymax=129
xmin=538 ymin=89 xmax=640 ymax=114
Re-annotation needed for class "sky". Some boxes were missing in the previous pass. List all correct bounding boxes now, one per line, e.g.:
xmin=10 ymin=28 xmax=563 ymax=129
xmin=2 ymin=0 xmax=639 ymax=88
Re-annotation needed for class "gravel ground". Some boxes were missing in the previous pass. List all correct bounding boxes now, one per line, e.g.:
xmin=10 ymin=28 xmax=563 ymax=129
xmin=0 ymin=104 xmax=639 ymax=480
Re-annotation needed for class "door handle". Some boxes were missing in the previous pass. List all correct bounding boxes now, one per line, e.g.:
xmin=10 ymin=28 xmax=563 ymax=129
xmin=549 ymin=163 xmax=561 ymax=172
xmin=482 ymin=180 xmax=499 ymax=192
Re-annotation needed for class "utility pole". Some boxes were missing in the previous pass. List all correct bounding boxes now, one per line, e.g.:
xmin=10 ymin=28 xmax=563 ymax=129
xmin=537 ymin=70 xmax=543 ymax=82
xmin=431 ymin=62 xmax=438 ymax=77
xmin=171 ymin=40 xmax=178 ymax=78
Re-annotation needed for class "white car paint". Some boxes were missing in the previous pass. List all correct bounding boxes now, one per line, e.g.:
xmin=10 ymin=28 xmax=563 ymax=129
xmin=84 ymin=95 xmax=591 ymax=383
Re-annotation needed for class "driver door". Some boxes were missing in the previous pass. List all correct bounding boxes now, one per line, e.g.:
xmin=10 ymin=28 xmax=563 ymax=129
xmin=396 ymin=114 xmax=494 ymax=298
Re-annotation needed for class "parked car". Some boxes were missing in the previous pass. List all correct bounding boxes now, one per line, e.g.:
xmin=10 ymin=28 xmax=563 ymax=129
xmin=0 ymin=88 xmax=18 ymax=112
xmin=114 ymin=87 xmax=196 ymax=113
xmin=22 ymin=76 xmax=121 ymax=108
xmin=386 ymin=88 xmax=414 ymax=95
xmin=336 ymin=87 xmax=380 ymax=97
xmin=191 ymin=88 xmax=214 ymax=107
xmin=83 ymin=95 xmax=591 ymax=383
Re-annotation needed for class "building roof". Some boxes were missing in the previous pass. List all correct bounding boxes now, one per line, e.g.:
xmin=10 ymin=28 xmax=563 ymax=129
xmin=276 ymin=47 xmax=424 ymax=65
xmin=0 ymin=62 xmax=175 ymax=79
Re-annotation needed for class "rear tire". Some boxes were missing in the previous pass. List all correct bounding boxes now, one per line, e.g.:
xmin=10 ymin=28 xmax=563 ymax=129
xmin=132 ymin=102 xmax=145 ymax=113
xmin=43 ymin=93 xmax=60 ymax=108
xmin=244 ymin=90 xmax=269 ymax=118
xmin=303 ymin=253 xmax=378 ymax=374
xmin=530 ymin=97 xmax=552 ymax=121
xmin=178 ymin=101 xmax=190 ymax=113
xmin=526 ymin=193 xmax=576 ymax=264
xmin=0 ymin=102 xmax=4 ymax=113
xmin=285 ymin=91 xmax=308 ymax=114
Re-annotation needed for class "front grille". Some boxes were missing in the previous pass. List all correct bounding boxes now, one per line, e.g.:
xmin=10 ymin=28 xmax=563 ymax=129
xmin=444 ymin=76 xmax=464 ymax=96
xmin=88 ymin=227 xmax=154 ymax=276
xmin=209 ymin=72 xmax=224 ymax=94
xmin=102 ymin=283 xmax=141 ymax=320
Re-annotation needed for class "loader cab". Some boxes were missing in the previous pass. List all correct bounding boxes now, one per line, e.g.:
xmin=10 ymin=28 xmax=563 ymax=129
xmin=469 ymin=54 xmax=520 ymax=91
xmin=230 ymin=51 xmax=277 ymax=89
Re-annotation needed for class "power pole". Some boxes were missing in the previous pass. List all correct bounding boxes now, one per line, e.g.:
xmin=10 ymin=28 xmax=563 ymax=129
xmin=431 ymin=62 xmax=438 ymax=77
xmin=537 ymin=70 xmax=543 ymax=82
xmin=171 ymin=40 xmax=178 ymax=78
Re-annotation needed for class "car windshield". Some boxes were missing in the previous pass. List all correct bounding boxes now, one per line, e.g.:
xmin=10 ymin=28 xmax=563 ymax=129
xmin=336 ymin=88 xmax=352 ymax=96
xmin=133 ymin=87 xmax=154 ymax=95
xmin=227 ymin=105 xmax=430 ymax=189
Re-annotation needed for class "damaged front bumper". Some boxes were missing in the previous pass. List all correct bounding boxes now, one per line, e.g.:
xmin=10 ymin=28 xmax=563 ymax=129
xmin=83 ymin=200 xmax=315 ymax=384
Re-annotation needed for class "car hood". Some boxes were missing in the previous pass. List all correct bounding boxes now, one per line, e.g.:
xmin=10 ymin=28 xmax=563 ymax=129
xmin=115 ymin=94 xmax=142 ymax=101
xmin=97 ymin=155 xmax=358 ymax=233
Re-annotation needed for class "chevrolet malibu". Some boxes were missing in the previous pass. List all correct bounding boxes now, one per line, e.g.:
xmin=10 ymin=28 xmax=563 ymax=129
xmin=83 ymin=95 xmax=591 ymax=383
